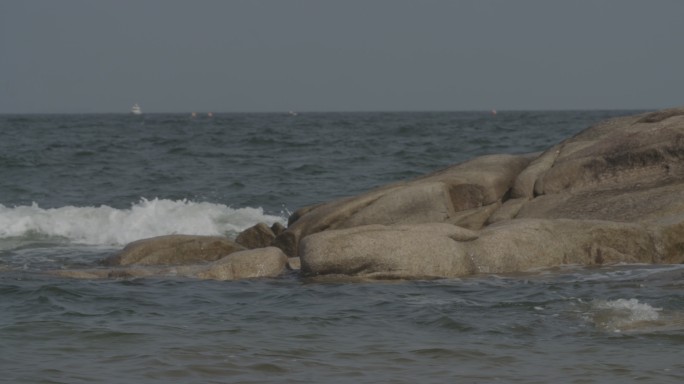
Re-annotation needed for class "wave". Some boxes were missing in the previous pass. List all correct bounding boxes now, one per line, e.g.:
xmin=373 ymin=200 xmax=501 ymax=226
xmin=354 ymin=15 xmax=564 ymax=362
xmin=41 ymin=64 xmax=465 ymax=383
xmin=586 ymin=298 xmax=663 ymax=332
xmin=0 ymin=198 xmax=286 ymax=246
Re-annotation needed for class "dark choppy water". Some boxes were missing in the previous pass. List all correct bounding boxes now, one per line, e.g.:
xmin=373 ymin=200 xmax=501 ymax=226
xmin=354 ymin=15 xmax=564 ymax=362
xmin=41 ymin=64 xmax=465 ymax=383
xmin=2 ymin=111 xmax=683 ymax=383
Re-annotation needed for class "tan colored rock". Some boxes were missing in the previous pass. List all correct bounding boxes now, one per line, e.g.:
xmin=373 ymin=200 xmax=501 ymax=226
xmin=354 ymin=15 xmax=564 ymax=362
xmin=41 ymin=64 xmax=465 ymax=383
xmin=300 ymin=223 xmax=477 ymax=279
xmin=275 ymin=153 xmax=530 ymax=257
xmin=517 ymin=182 xmax=684 ymax=222
xmin=447 ymin=201 xmax=501 ymax=230
xmin=236 ymin=223 xmax=276 ymax=249
xmin=189 ymin=247 xmax=288 ymax=280
xmin=54 ymin=247 xmax=288 ymax=281
xmin=51 ymin=267 xmax=162 ymax=279
xmin=648 ymin=213 xmax=684 ymax=264
xmin=102 ymin=235 xmax=245 ymax=266
xmin=287 ymin=257 xmax=301 ymax=270
xmin=339 ymin=182 xmax=455 ymax=227
xmin=270 ymin=222 xmax=286 ymax=237
xmin=464 ymin=219 xmax=657 ymax=274
xmin=298 ymin=218 xmax=665 ymax=279
xmin=534 ymin=114 xmax=684 ymax=195
xmin=296 ymin=108 xmax=684 ymax=279
xmin=486 ymin=198 xmax=528 ymax=224
xmin=511 ymin=147 xmax=560 ymax=198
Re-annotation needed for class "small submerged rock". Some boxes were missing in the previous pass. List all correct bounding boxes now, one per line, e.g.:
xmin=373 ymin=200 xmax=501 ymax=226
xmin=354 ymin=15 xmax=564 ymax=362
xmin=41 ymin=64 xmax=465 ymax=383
xmin=53 ymin=246 xmax=288 ymax=281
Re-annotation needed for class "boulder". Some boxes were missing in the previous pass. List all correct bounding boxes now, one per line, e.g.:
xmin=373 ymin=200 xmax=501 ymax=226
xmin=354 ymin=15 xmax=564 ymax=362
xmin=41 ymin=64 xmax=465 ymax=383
xmin=236 ymin=222 xmax=276 ymax=249
xmin=293 ymin=107 xmax=684 ymax=279
xmin=514 ymin=109 xmax=684 ymax=222
xmin=54 ymin=247 xmax=288 ymax=281
xmin=287 ymin=257 xmax=301 ymax=271
xmin=275 ymin=153 xmax=530 ymax=257
xmin=300 ymin=223 xmax=478 ymax=279
xmin=486 ymin=198 xmax=528 ymax=225
xmin=463 ymin=219 xmax=657 ymax=274
xmin=187 ymin=247 xmax=288 ymax=280
xmin=298 ymin=218 xmax=666 ymax=279
xmin=534 ymin=111 xmax=684 ymax=195
xmin=446 ymin=201 xmax=501 ymax=229
xmin=102 ymin=235 xmax=245 ymax=266
xmin=648 ymin=213 xmax=684 ymax=264
xmin=270 ymin=222 xmax=286 ymax=237
xmin=52 ymin=267 xmax=163 ymax=279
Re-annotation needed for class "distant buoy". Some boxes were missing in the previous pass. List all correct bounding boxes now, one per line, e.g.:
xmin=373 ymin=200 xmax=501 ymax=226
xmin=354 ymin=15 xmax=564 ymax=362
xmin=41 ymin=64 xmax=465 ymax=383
xmin=207 ymin=112 xmax=213 ymax=117
xmin=191 ymin=112 xmax=197 ymax=118
xmin=491 ymin=109 xmax=497 ymax=115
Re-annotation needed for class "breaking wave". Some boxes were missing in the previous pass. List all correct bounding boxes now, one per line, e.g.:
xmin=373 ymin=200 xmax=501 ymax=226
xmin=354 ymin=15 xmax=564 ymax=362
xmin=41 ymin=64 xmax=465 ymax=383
xmin=0 ymin=198 xmax=286 ymax=247
xmin=586 ymin=298 xmax=663 ymax=332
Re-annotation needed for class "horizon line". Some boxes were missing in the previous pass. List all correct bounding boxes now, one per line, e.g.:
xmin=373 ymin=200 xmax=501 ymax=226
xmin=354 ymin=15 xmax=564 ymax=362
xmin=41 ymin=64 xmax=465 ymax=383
xmin=0 ymin=107 xmax=659 ymax=115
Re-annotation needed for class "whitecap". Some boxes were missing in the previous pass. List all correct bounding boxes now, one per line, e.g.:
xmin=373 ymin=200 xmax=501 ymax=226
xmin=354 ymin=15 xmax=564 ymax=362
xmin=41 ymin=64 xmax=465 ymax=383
xmin=0 ymin=198 xmax=286 ymax=247
xmin=587 ymin=298 xmax=662 ymax=332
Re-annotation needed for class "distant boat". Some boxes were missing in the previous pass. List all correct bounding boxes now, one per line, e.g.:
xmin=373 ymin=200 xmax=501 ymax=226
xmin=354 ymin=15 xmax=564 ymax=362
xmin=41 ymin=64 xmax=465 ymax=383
xmin=131 ymin=104 xmax=142 ymax=115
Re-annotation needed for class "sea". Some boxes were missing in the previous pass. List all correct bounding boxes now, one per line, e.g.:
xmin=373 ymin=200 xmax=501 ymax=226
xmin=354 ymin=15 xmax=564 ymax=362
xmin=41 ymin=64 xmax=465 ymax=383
xmin=1 ymin=111 xmax=683 ymax=383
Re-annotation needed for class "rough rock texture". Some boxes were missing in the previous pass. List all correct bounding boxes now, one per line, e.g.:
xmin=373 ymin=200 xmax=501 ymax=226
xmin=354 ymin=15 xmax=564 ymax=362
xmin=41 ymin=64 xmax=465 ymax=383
xmin=300 ymin=223 xmax=478 ymax=279
xmin=271 ymin=222 xmax=287 ymax=237
xmin=294 ymin=107 xmax=684 ymax=279
xmin=463 ymin=219 xmax=657 ymax=274
xmin=187 ymin=247 xmax=288 ymax=280
xmin=55 ymin=247 xmax=288 ymax=281
xmin=275 ymin=153 xmax=530 ymax=257
xmin=236 ymin=223 xmax=276 ymax=249
xmin=102 ymin=235 xmax=245 ymax=266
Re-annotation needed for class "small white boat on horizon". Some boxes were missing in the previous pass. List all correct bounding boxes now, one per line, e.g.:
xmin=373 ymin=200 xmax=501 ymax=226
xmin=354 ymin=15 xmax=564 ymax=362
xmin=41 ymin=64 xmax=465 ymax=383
xmin=131 ymin=104 xmax=142 ymax=115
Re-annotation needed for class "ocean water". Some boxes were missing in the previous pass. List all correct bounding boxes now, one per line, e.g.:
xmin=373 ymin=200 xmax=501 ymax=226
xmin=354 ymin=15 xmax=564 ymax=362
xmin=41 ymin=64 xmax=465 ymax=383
xmin=1 ymin=111 xmax=683 ymax=383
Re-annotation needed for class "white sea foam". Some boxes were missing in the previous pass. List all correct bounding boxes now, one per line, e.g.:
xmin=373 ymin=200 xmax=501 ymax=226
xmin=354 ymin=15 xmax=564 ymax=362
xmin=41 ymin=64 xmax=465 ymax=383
xmin=588 ymin=298 xmax=662 ymax=332
xmin=0 ymin=198 xmax=286 ymax=246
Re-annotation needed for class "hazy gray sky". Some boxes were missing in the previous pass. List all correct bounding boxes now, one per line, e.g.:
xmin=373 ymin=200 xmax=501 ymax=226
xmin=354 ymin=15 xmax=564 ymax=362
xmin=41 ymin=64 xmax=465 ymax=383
xmin=2 ymin=0 xmax=683 ymax=113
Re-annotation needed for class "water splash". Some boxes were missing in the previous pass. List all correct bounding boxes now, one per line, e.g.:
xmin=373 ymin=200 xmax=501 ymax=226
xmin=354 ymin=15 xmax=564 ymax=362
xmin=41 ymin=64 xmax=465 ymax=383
xmin=588 ymin=298 xmax=662 ymax=332
xmin=0 ymin=198 xmax=286 ymax=247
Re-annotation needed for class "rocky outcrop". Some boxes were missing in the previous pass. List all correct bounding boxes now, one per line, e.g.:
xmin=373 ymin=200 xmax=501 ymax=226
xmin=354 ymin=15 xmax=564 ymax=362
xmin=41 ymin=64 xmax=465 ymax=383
xmin=274 ymin=153 xmax=531 ymax=257
xmin=55 ymin=246 xmax=288 ymax=281
xmin=299 ymin=218 xmax=661 ymax=279
xmin=295 ymin=107 xmax=684 ymax=279
xmin=300 ymin=223 xmax=478 ymax=279
xmin=102 ymin=235 xmax=245 ymax=266
xmin=56 ymin=106 xmax=684 ymax=282
xmin=464 ymin=219 xmax=657 ymax=273
xmin=236 ymin=223 xmax=277 ymax=249
xmin=185 ymin=247 xmax=288 ymax=280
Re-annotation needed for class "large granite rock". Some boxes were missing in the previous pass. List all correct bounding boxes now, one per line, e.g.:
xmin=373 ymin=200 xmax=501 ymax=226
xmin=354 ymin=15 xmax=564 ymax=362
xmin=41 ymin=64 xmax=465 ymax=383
xmin=295 ymin=107 xmax=684 ymax=279
xmin=275 ymin=153 xmax=531 ymax=257
xmin=300 ymin=223 xmax=478 ymax=279
xmin=299 ymin=219 xmax=660 ymax=279
xmin=185 ymin=247 xmax=288 ymax=280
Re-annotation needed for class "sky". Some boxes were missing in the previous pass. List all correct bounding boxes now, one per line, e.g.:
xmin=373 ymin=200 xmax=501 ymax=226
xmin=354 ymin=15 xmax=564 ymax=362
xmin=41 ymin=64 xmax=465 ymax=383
xmin=2 ymin=0 xmax=684 ymax=113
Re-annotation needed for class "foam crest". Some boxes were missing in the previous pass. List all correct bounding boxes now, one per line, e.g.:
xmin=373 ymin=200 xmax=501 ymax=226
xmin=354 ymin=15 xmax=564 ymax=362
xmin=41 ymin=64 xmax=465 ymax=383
xmin=0 ymin=198 xmax=286 ymax=246
xmin=588 ymin=298 xmax=662 ymax=332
